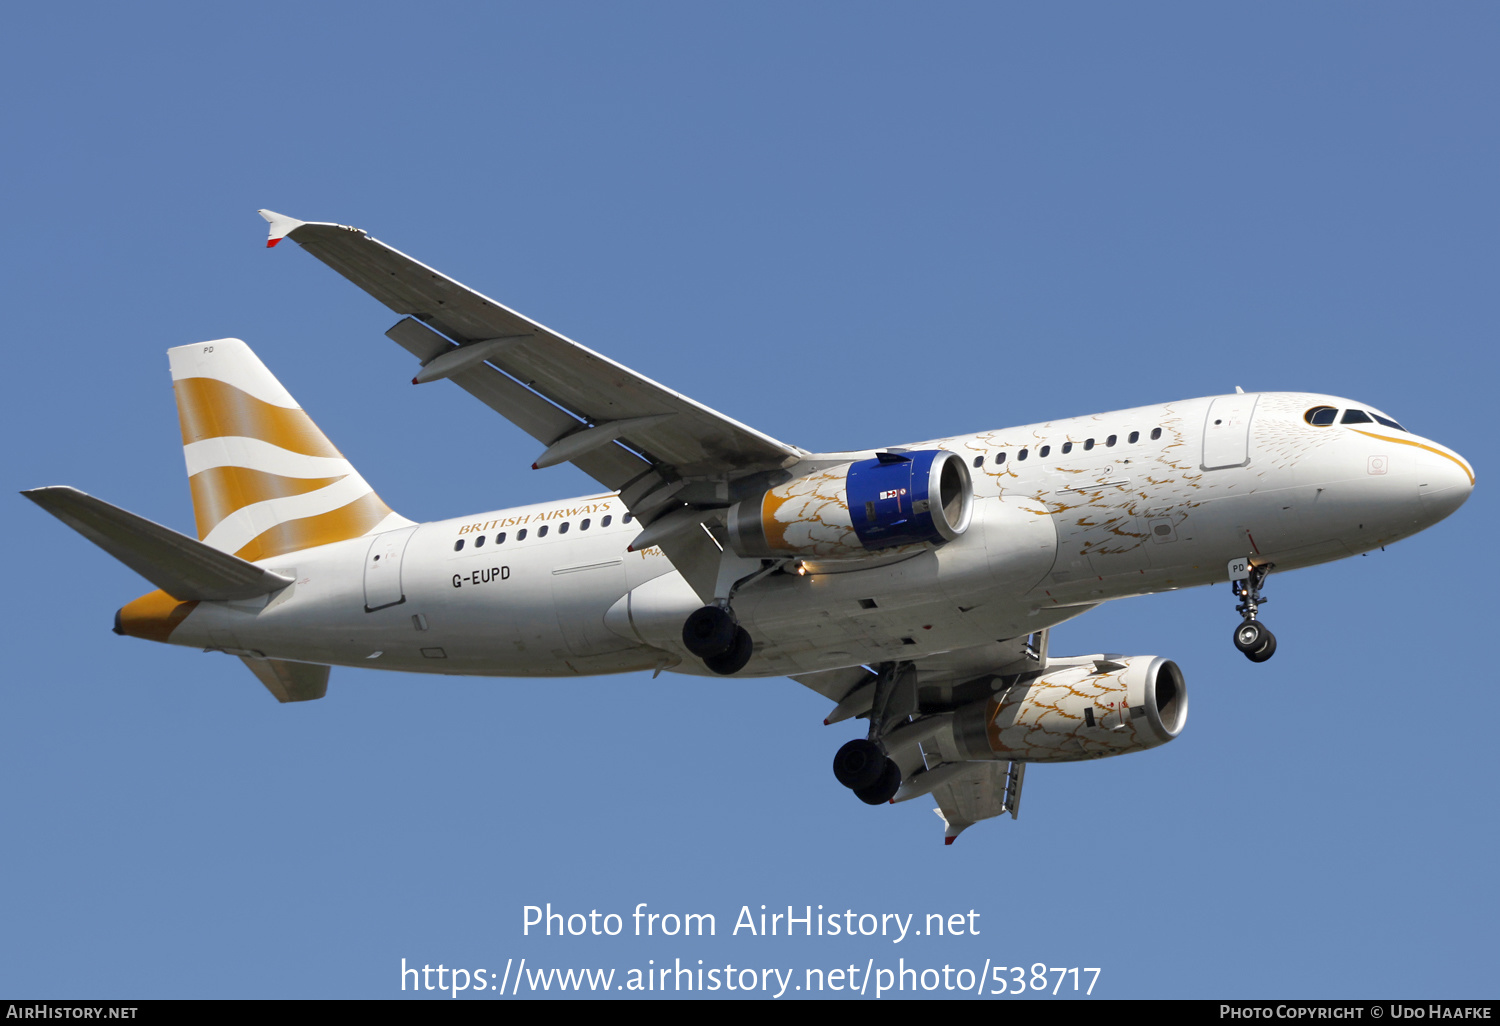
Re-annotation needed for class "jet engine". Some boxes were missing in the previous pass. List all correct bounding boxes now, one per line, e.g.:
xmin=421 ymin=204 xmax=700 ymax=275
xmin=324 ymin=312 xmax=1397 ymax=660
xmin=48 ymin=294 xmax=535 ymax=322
xmin=727 ymin=449 xmax=973 ymax=559
xmin=950 ymin=655 xmax=1187 ymax=763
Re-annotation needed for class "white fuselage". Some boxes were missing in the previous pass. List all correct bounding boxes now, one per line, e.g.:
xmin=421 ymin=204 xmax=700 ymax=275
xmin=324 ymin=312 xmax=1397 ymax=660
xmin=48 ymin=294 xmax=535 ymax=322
xmin=157 ymin=391 xmax=1473 ymax=678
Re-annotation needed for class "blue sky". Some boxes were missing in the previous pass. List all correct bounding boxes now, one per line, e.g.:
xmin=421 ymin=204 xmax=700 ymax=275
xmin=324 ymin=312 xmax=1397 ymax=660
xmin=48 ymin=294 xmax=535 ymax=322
xmin=3 ymin=2 xmax=1495 ymax=999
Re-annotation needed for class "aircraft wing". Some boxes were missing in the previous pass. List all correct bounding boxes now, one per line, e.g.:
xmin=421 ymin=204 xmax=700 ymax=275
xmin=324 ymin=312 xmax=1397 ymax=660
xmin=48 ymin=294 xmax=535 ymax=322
xmin=259 ymin=211 xmax=802 ymax=499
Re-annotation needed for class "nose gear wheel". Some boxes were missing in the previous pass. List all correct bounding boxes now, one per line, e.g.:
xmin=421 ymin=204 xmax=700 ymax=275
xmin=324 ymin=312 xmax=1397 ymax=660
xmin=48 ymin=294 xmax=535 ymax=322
xmin=1231 ymin=563 xmax=1277 ymax=662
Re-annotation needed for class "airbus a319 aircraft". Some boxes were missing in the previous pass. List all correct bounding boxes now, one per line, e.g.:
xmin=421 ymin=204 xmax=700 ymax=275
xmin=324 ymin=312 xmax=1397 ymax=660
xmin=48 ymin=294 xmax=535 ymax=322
xmin=24 ymin=211 xmax=1475 ymax=843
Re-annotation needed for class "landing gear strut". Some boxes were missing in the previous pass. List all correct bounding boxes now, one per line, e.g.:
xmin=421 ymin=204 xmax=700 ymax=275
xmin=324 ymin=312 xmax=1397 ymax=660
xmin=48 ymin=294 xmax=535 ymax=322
xmin=1231 ymin=563 xmax=1277 ymax=663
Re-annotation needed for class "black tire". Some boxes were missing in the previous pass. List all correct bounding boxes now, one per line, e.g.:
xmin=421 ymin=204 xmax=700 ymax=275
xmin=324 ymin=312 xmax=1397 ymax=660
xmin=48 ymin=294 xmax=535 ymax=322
xmin=683 ymin=606 xmax=737 ymax=658
xmin=1245 ymin=629 xmax=1277 ymax=663
xmin=854 ymin=758 xmax=903 ymax=805
xmin=833 ymin=739 xmax=886 ymax=790
xmin=1232 ymin=619 xmax=1267 ymax=654
xmin=704 ymin=626 xmax=753 ymax=675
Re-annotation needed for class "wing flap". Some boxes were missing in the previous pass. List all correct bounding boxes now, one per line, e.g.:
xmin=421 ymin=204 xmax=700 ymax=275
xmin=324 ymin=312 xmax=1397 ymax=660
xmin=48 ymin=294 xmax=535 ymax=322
xmin=22 ymin=486 xmax=292 ymax=601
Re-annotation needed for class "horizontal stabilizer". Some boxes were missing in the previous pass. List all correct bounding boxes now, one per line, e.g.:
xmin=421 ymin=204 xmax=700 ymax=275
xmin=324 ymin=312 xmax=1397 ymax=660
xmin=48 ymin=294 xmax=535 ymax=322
xmin=21 ymin=486 xmax=293 ymax=601
xmin=239 ymin=656 xmax=329 ymax=702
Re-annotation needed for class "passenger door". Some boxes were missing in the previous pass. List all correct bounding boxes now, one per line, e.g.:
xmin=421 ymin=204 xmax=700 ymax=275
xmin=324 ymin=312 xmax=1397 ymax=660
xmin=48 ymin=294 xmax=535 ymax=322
xmin=1201 ymin=394 xmax=1259 ymax=470
xmin=363 ymin=526 xmax=418 ymax=611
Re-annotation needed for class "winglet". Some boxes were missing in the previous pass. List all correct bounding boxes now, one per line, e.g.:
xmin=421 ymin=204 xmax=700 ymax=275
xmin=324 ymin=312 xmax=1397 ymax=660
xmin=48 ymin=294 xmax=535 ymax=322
xmin=258 ymin=209 xmax=305 ymax=248
xmin=933 ymin=806 xmax=970 ymax=846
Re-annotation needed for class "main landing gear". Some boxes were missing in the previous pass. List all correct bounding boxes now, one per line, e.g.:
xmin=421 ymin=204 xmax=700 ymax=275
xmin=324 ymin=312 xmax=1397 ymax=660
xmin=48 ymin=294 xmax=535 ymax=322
xmin=682 ymin=604 xmax=753 ymax=675
xmin=833 ymin=739 xmax=902 ymax=805
xmin=830 ymin=661 xmax=913 ymax=805
xmin=682 ymin=559 xmax=787 ymax=675
xmin=1231 ymin=562 xmax=1277 ymax=663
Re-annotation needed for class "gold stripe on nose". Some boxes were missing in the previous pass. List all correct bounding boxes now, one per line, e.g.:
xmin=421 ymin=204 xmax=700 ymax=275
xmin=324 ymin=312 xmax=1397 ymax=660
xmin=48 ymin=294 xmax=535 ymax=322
xmin=1349 ymin=429 xmax=1474 ymax=485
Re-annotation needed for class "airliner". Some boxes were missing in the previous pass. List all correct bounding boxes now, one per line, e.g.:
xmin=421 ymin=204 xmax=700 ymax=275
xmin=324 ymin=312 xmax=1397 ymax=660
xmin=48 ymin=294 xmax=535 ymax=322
xmin=22 ymin=211 xmax=1475 ymax=843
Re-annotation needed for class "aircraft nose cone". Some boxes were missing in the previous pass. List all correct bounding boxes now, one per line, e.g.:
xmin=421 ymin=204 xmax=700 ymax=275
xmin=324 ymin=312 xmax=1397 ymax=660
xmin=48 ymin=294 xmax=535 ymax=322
xmin=1416 ymin=445 xmax=1474 ymax=524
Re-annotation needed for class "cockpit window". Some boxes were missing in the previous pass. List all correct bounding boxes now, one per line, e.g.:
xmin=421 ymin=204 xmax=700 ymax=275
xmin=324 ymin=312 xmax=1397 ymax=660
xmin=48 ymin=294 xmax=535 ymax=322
xmin=1372 ymin=413 xmax=1407 ymax=432
xmin=1305 ymin=406 xmax=1338 ymax=426
xmin=1340 ymin=409 xmax=1372 ymax=425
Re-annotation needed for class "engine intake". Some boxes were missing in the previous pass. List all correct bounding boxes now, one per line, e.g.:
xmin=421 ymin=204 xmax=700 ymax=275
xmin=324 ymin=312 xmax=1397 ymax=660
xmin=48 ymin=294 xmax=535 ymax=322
xmin=727 ymin=449 xmax=973 ymax=559
xmin=952 ymin=655 xmax=1187 ymax=763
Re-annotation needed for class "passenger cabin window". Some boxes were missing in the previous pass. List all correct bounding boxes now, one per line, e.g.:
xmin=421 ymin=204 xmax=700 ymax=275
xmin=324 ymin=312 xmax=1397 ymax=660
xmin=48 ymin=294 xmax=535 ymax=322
xmin=1039 ymin=445 xmax=1050 ymax=458
xmin=601 ymin=515 xmax=612 ymax=527
xmin=517 ymin=528 xmax=528 ymax=541
xmin=453 ymin=539 xmax=465 ymax=552
xmin=1305 ymin=406 xmax=1338 ymax=426
xmin=994 ymin=452 xmax=1006 ymax=465
xmin=496 ymin=532 xmax=506 ymax=544
xmin=1128 ymin=431 xmax=1140 ymax=444
xmin=623 ymin=513 xmax=634 ymax=524
xmin=581 ymin=518 xmax=591 ymax=530
xmin=1084 ymin=438 xmax=1095 ymax=450
xmin=973 ymin=455 xmax=984 ymax=468
xmin=1018 ymin=448 xmax=1029 ymax=461
xmin=474 ymin=535 xmax=485 ymax=548
xmin=559 ymin=522 xmax=569 ymax=534
xmin=538 ymin=524 xmax=549 ymax=537
xmin=1340 ymin=409 xmax=1372 ymax=425
xmin=1106 ymin=434 xmax=1117 ymax=447
xmin=1061 ymin=442 xmax=1073 ymax=455
xmin=1150 ymin=428 xmax=1162 ymax=440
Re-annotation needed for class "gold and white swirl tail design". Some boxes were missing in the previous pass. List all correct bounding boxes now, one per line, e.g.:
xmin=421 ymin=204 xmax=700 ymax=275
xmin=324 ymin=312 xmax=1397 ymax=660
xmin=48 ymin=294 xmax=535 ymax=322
xmin=169 ymin=339 xmax=412 ymax=562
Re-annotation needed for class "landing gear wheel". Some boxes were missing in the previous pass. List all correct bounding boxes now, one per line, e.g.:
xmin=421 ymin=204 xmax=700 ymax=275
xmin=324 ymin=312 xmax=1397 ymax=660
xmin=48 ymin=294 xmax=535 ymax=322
xmin=683 ymin=605 xmax=737 ymax=658
xmin=832 ymin=739 xmax=886 ymax=791
xmin=703 ymin=626 xmax=753 ymax=675
xmin=1245 ymin=629 xmax=1277 ymax=663
xmin=1232 ymin=619 xmax=1269 ymax=654
xmin=854 ymin=759 xmax=902 ymax=805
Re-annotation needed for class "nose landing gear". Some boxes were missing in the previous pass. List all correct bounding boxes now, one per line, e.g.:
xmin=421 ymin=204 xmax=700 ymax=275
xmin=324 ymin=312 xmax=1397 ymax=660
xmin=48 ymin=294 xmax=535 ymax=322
xmin=1231 ymin=562 xmax=1277 ymax=662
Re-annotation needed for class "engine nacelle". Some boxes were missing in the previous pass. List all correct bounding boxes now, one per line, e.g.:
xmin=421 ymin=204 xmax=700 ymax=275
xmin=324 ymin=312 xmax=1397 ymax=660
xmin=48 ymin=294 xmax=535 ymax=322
xmin=951 ymin=655 xmax=1187 ymax=763
xmin=727 ymin=449 xmax=973 ymax=559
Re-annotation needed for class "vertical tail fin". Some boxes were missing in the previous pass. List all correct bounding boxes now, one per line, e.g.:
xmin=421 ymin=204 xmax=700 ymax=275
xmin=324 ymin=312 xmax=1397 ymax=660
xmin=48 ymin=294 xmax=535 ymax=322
xmin=170 ymin=339 xmax=412 ymax=561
